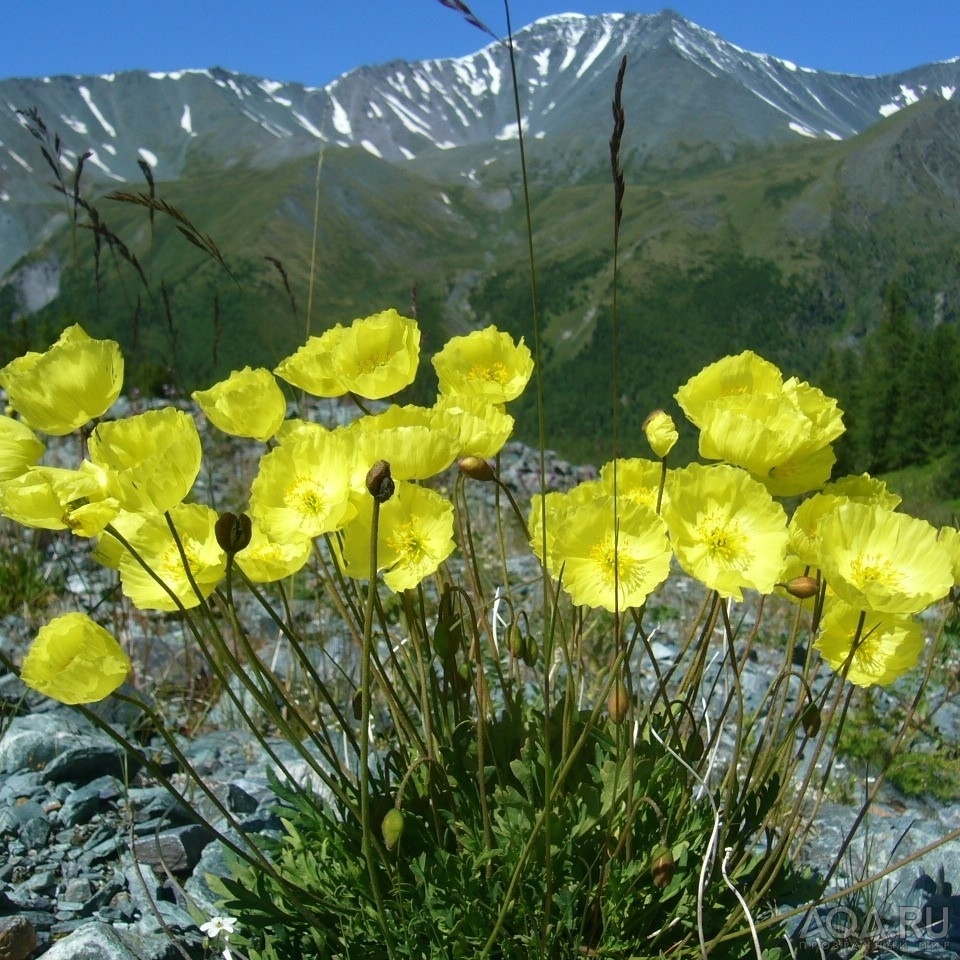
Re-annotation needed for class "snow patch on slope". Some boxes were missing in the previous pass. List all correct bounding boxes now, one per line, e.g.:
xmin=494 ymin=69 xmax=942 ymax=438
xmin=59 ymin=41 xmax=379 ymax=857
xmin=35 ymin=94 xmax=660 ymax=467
xmin=78 ymin=86 xmax=116 ymax=137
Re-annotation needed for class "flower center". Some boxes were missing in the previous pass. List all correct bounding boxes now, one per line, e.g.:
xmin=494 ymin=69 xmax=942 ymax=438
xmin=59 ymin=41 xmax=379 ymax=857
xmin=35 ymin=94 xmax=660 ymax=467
xmin=288 ymin=476 xmax=328 ymax=520
xmin=850 ymin=553 xmax=897 ymax=590
xmin=468 ymin=360 xmax=508 ymax=385
xmin=160 ymin=538 xmax=200 ymax=580
xmin=588 ymin=540 xmax=643 ymax=590
xmin=697 ymin=513 xmax=748 ymax=567
xmin=356 ymin=351 xmax=388 ymax=375
xmin=387 ymin=521 xmax=428 ymax=566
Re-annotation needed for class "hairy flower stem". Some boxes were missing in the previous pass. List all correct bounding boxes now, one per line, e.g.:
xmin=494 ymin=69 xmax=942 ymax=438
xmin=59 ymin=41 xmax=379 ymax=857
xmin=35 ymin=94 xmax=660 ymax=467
xmin=159 ymin=515 xmax=356 ymax=805
xmin=360 ymin=498 xmax=395 ymax=958
xmin=500 ymin=0 xmax=555 ymax=935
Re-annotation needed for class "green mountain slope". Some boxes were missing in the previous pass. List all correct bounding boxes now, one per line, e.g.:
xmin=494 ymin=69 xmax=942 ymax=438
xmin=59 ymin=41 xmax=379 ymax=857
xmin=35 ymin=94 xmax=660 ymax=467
xmin=6 ymin=97 xmax=960 ymax=463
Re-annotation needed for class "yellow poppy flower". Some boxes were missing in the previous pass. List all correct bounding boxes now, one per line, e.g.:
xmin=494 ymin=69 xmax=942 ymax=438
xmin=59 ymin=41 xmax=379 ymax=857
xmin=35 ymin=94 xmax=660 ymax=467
xmin=332 ymin=309 xmax=420 ymax=400
xmin=765 ymin=444 xmax=837 ymax=498
xmin=814 ymin=601 xmax=924 ymax=687
xmin=0 ymin=325 xmax=123 ymax=436
xmin=938 ymin=525 xmax=960 ymax=587
xmin=274 ymin=310 xmax=420 ymax=400
xmin=0 ymin=466 xmax=70 ymax=529
xmin=543 ymin=495 xmax=672 ymax=611
xmin=787 ymin=494 xmax=846 ymax=569
xmin=598 ymin=458 xmax=668 ymax=511
xmin=676 ymin=352 xmax=844 ymax=496
xmin=662 ymin=463 xmax=788 ymax=600
xmin=529 ymin=481 xmax=606 ymax=562
xmin=88 ymin=407 xmax=201 ymax=513
xmin=787 ymin=474 xmax=902 ymax=569
xmin=342 ymin=404 xmax=459 ymax=483
xmin=274 ymin=324 xmax=345 ymax=397
xmin=234 ymin=518 xmax=313 ymax=583
xmin=782 ymin=377 xmax=845 ymax=445
xmin=432 ymin=395 xmax=515 ymax=459
xmin=824 ymin=473 xmax=901 ymax=509
xmin=675 ymin=351 xmax=784 ymax=429
xmin=0 ymin=415 xmax=45 ymax=481
xmin=192 ymin=366 xmax=286 ymax=442
xmin=0 ymin=461 xmax=118 ymax=534
xmin=20 ymin=613 xmax=130 ymax=704
xmin=817 ymin=502 xmax=952 ymax=614
xmin=249 ymin=423 xmax=357 ymax=541
xmin=115 ymin=503 xmax=226 ymax=611
xmin=339 ymin=481 xmax=455 ymax=592
xmin=432 ymin=325 xmax=534 ymax=404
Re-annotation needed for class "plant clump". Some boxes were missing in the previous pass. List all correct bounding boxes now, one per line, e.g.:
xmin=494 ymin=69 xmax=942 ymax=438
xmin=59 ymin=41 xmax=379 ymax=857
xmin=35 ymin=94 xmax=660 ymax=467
xmin=1 ymin=307 xmax=957 ymax=960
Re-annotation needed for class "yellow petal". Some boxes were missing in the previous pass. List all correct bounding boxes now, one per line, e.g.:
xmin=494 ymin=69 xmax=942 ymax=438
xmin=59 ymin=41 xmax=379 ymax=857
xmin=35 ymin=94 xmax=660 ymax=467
xmin=432 ymin=326 xmax=533 ymax=404
xmin=192 ymin=366 xmax=287 ymax=441
xmin=89 ymin=407 xmax=201 ymax=513
xmin=0 ymin=325 xmax=123 ymax=435
xmin=20 ymin=612 xmax=130 ymax=704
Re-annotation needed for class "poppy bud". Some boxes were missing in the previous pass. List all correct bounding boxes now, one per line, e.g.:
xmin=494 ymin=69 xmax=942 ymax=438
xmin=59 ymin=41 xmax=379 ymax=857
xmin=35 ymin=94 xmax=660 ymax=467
xmin=607 ymin=680 xmax=631 ymax=724
xmin=801 ymin=702 xmax=821 ymax=738
xmin=642 ymin=409 xmax=678 ymax=459
xmin=685 ymin=731 xmax=705 ymax=762
xmin=507 ymin=624 xmax=526 ymax=659
xmin=381 ymin=808 xmax=405 ymax=851
xmin=458 ymin=456 xmax=496 ymax=482
xmin=651 ymin=846 xmax=675 ymax=888
xmin=365 ymin=459 xmax=395 ymax=503
xmin=433 ymin=621 xmax=457 ymax=660
xmin=781 ymin=575 xmax=820 ymax=600
xmin=523 ymin=636 xmax=539 ymax=667
xmin=215 ymin=511 xmax=252 ymax=554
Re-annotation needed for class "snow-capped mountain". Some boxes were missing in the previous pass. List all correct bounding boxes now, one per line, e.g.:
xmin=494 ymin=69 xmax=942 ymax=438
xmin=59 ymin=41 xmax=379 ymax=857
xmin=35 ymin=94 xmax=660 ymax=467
xmin=1 ymin=10 xmax=958 ymax=275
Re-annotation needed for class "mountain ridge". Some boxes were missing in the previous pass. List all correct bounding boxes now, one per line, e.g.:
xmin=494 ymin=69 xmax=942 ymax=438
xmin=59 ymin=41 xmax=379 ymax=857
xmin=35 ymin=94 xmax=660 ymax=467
xmin=2 ymin=11 xmax=958 ymax=190
xmin=3 ymin=10 xmax=960 ymax=467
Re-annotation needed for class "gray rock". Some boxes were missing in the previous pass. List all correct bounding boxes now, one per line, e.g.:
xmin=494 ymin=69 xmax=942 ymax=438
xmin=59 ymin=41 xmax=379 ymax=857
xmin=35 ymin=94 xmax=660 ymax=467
xmin=20 ymin=813 xmax=51 ymax=849
xmin=58 ymin=775 xmax=123 ymax=827
xmin=38 ymin=921 xmax=144 ymax=959
xmin=183 ymin=841 xmax=233 ymax=918
xmin=0 ymin=771 xmax=42 ymax=800
xmin=43 ymin=740 xmax=132 ymax=785
xmin=61 ymin=878 xmax=93 ymax=904
xmin=116 ymin=927 xmax=187 ymax=960
xmin=82 ymin=834 xmax=123 ymax=865
xmin=0 ymin=714 xmax=94 ymax=774
xmin=132 ymin=824 xmax=214 ymax=876
xmin=137 ymin=899 xmax=198 ymax=935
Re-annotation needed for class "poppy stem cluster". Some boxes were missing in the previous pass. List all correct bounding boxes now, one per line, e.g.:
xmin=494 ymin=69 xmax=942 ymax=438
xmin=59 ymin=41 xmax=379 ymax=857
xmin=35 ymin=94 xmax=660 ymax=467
xmin=3 ymin=321 xmax=958 ymax=956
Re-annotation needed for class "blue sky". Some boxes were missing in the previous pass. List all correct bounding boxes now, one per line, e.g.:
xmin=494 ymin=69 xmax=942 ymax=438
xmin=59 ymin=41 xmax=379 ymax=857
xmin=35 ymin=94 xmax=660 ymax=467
xmin=3 ymin=1 xmax=958 ymax=85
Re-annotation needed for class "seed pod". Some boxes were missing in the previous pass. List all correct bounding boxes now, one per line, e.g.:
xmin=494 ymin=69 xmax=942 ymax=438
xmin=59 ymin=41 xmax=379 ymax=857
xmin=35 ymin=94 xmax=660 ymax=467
xmin=215 ymin=511 xmax=252 ymax=554
xmin=607 ymin=680 xmax=630 ymax=724
xmin=781 ymin=575 xmax=820 ymax=600
xmin=651 ymin=846 xmax=675 ymax=889
xmin=458 ymin=456 xmax=496 ymax=482
xmin=433 ymin=621 xmax=457 ymax=660
xmin=365 ymin=459 xmax=395 ymax=503
xmin=523 ymin=636 xmax=539 ymax=667
xmin=685 ymin=730 xmax=705 ymax=763
xmin=801 ymin=701 xmax=821 ymax=738
xmin=507 ymin=624 xmax=526 ymax=659
xmin=381 ymin=808 xmax=405 ymax=851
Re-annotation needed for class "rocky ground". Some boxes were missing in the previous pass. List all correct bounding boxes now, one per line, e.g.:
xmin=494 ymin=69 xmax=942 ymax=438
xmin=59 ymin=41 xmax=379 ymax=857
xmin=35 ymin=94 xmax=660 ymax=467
xmin=2 ymin=428 xmax=960 ymax=958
